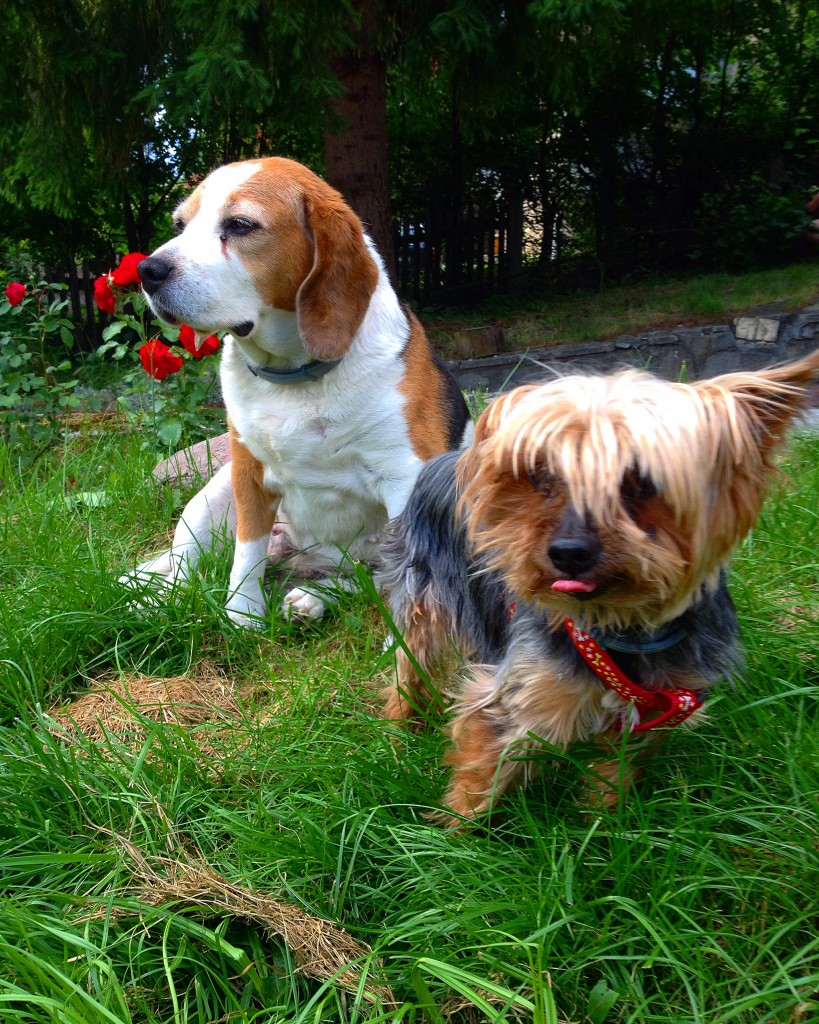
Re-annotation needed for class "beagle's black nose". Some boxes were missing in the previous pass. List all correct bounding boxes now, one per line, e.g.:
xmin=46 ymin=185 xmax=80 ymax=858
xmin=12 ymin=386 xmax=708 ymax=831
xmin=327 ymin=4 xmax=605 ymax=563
xmin=137 ymin=256 xmax=174 ymax=294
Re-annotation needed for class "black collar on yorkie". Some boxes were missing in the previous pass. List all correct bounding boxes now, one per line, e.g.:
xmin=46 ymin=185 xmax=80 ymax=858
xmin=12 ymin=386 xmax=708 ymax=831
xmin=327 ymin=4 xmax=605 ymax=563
xmin=380 ymin=349 xmax=819 ymax=826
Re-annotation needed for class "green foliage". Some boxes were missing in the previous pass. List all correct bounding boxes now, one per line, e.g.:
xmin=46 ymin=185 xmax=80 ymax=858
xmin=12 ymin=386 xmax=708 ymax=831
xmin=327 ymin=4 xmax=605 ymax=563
xmin=0 ymin=281 xmax=82 ymax=455
xmin=0 ymin=0 xmax=346 ymax=260
xmin=0 ymin=1 xmax=181 ymax=257
xmin=694 ymin=176 xmax=808 ymax=270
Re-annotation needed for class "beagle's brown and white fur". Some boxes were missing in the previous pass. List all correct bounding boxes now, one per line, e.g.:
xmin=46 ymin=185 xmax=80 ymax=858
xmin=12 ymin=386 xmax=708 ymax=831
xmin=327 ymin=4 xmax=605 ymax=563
xmin=128 ymin=157 xmax=471 ymax=624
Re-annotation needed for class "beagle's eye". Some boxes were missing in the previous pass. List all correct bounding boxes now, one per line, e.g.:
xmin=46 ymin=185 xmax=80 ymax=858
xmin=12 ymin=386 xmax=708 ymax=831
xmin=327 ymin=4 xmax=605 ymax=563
xmin=221 ymin=217 xmax=259 ymax=238
xmin=172 ymin=218 xmax=186 ymax=234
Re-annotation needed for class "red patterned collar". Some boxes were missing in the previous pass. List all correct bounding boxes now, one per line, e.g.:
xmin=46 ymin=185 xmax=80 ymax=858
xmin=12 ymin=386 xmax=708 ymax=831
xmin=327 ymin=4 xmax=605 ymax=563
xmin=564 ymin=618 xmax=704 ymax=733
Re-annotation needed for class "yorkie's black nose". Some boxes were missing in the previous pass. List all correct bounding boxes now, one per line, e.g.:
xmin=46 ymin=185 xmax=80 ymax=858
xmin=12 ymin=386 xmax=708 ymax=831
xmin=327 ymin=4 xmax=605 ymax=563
xmin=548 ymin=507 xmax=602 ymax=576
xmin=549 ymin=538 xmax=601 ymax=575
xmin=138 ymin=255 xmax=174 ymax=294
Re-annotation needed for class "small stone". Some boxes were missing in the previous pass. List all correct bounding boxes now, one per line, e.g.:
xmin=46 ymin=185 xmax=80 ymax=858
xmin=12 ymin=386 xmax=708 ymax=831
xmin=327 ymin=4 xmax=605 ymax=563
xmin=152 ymin=433 xmax=231 ymax=487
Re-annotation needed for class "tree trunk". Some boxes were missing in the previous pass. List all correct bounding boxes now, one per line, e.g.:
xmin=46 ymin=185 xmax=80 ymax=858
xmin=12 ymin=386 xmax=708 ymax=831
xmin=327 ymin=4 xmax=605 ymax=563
xmin=323 ymin=1 xmax=394 ymax=279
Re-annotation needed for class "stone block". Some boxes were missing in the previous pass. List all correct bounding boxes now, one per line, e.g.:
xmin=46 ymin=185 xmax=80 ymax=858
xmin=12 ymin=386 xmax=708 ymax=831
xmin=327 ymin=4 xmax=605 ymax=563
xmin=450 ymin=324 xmax=505 ymax=359
xmin=547 ymin=340 xmax=615 ymax=360
xmin=734 ymin=317 xmax=779 ymax=343
xmin=683 ymin=329 xmax=736 ymax=372
xmin=702 ymin=349 xmax=752 ymax=376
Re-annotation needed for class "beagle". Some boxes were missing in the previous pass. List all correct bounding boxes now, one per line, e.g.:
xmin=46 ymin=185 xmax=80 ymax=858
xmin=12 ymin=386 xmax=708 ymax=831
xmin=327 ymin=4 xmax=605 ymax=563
xmin=129 ymin=157 xmax=471 ymax=625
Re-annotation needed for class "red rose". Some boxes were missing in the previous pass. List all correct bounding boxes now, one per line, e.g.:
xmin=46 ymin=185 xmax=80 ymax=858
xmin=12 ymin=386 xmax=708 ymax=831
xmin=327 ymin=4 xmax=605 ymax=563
xmin=110 ymin=252 xmax=148 ymax=288
xmin=4 ymin=282 xmax=26 ymax=306
xmin=93 ymin=273 xmax=116 ymax=313
xmin=179 ymin=323 xmax=220 ymax=358
xmin=139 ymin=339 xmax=184 ymax=380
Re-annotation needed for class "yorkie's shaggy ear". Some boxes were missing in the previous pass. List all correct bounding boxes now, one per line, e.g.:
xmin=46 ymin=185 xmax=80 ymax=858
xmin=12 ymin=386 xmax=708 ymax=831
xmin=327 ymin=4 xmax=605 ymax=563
xmin=456 ymin=385 xmax=540 ymax=486
xmin=472 ymin=386 xmax=540 ymax=446
xmin=695 ymin=348 xmax=819 ymax=458
xmin=693 ymin=348 xmax=819 ymax=560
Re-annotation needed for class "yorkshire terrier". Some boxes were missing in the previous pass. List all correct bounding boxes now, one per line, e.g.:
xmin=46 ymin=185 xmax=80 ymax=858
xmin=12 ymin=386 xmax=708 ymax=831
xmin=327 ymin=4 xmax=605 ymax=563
xmin=380 ymin=350 xmax=819 ymax=825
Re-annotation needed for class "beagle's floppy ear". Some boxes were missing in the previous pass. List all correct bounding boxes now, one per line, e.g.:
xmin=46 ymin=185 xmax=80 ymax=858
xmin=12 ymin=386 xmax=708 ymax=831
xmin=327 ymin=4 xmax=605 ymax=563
xmin=296 ymin=193 xmax=379 ymax=361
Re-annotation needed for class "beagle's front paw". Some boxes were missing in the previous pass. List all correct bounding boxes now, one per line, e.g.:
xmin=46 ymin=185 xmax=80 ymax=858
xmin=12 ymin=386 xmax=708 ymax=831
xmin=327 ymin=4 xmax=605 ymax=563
xmin=281 ymin=586 xmax=327 ymax=621
xmin=225 ymin=589 xmax=267 ymax=629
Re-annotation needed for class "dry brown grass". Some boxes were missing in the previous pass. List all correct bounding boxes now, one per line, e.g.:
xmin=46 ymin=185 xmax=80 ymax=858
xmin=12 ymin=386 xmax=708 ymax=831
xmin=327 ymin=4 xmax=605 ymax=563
xmin=46 ymin=663 xmax=250 ymax=757
xmin=86 ymin=833 xmax=394 ymax=1005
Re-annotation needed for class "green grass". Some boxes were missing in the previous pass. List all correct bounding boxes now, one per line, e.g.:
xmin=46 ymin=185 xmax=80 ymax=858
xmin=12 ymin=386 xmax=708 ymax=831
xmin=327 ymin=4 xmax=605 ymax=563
xmin=428 ymin=259 xmax=819 ymax=356
xmin=1 ymin=426 xmax=818 ymax=1023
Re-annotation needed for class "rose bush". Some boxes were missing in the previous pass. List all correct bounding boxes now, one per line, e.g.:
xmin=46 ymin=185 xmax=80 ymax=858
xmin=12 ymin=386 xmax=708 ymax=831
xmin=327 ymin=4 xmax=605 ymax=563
xmin=0 ymin=277 xmax=80 ymax=451
xmin=95 ymin=253 xmax=223 ymax=449
xmin=1 ymin=252 xmax=224 ymax=457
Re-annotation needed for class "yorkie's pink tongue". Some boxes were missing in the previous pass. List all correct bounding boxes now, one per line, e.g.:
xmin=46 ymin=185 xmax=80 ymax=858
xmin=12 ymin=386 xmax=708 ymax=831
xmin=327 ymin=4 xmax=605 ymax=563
xmin=552 ymin=579 xmax=598 ymax=594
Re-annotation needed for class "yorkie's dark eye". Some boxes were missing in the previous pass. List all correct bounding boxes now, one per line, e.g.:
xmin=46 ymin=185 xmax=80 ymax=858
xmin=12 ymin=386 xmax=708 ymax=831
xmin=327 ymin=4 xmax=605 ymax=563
xmin=528 ymin=467 xmax=557 ymax=496
xmin=622 ymin=471 xmax=658 ymax=520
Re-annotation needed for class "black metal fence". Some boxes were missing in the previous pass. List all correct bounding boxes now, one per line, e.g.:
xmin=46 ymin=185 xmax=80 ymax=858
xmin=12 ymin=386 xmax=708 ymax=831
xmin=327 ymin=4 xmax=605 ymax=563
xmin=393 ymin=200 xmax=516 ymax=306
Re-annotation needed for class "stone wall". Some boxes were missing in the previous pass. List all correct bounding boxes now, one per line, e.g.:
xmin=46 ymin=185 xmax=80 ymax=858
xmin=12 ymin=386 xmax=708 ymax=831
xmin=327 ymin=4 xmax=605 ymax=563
xmin=450 ymin=304 xmax=819 ymax=394
xmin=153 ymin=304 xmax=819 ymax=486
